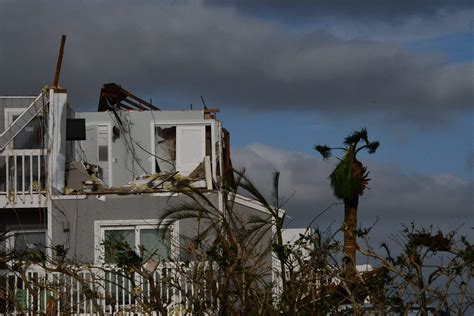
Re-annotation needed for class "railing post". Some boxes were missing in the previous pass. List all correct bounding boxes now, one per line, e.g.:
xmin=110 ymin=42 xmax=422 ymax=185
xmin=5 ymin=264 xmax=195 ymax=315
xmin=37 ymin=153 xmax=40 ymax=191
xmin=29 ymin=153 xmax=33 ymax=197
xmin=22 ymin=153 xmax=25 ymax=199
xmin=5 ymin=153 xmax=9 ymax=195
xmin=13 ymin=155 xmax=17 ymax=198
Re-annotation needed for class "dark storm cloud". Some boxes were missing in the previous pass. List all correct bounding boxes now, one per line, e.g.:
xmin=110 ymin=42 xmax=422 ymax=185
xmin=206 ymin=0 xmax=473 ymax=20
xmin=233 ymin=144 xmax=473 ymax=236
xmin=0 ymin=0 xmax=472 ymax=123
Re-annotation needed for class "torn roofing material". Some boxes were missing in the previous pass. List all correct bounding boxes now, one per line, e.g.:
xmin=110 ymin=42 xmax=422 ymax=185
xmin=98 ymin=82 xmax=159 ymax=112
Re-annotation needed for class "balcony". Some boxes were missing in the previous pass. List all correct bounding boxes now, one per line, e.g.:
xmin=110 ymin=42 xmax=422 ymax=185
xmin=0 ymin=150 xmax=47 ymax=207
xmin=1 ymin=264 xmax=216 ymax=315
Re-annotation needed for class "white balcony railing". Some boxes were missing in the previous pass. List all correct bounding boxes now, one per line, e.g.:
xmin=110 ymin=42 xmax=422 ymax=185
xmin=0 ymin=150 xmax=47 ymax=199
xmin=1 ymin=264 xmax=216 ymax=316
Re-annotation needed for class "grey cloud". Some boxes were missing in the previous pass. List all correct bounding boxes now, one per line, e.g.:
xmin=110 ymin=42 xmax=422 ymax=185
xmin=467 ymin=152 xmax=474 ymax=170
xmin=206 ymin=0 xmax=473 ymax=21
xmin=0 ymin=0 xmax=472 ymax=125
xmin=233 ymin=144 xmax=473 ymax=240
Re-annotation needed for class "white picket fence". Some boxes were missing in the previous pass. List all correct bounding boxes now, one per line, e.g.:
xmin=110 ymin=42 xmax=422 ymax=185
xmin=1 ymin=264 xmax=217 ymax=315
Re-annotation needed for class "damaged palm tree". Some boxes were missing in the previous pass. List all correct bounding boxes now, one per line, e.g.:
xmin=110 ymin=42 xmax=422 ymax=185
xmin=314 ymin=128 xmax=379 ymax=279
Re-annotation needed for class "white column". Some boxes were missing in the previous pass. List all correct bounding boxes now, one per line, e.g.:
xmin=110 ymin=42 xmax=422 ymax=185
xmin=47 ymin=89 xmax=67 ymax=193
xmin=47 ymin=88 xmax=67 ymax=259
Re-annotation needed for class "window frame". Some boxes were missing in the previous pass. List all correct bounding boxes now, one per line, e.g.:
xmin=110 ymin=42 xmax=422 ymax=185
xmin=150 ymin=120 xmax=217 ymax=180
xmin=96 ymin=123 xmax=112 ymax=185
xmin=4 ymin=229 xmax=47 ymax=257
xmin=94 ymin=219 xmax=178 ymax=265
xmin=81 ymin=122 xmax=113 ymax=186
xmin=3 ymin=108 xmax=47 ymax=152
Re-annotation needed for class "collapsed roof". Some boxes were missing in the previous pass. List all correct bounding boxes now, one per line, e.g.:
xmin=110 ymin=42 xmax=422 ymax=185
xmin=98 ymin=83 xmax=159 ymax=111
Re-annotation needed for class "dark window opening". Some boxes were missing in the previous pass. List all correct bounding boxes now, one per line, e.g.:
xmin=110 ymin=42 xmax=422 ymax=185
xmin=205 ymin=125 xmax=212 ymax=157
xmin=155 ymin=126 xmax=176 ymax=173
xmin=98 ymin=145 xmax=108 ymax=162
xmin=12 ymin=115 xmax=47 ymax=150
xmin=12 ymin=231 xmax=46 ymax=261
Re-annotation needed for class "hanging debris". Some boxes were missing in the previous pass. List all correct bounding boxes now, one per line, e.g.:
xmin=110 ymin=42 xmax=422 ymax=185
xmin=98 ymin=83 xmax=160 ymax=111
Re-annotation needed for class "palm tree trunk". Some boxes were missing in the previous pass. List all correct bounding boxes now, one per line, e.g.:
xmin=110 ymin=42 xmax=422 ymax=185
xmin=343 ymin=198 xmax=358 ymax=280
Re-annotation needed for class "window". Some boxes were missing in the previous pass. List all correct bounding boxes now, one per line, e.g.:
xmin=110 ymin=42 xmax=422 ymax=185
xmin=154 ymin=126 xmax=176 ymax=173
xmin=98 ymin=145 xmax=108 ymax=162
xmin=4 ymin=109 xmax=47 ymax=150
xmin=97 ymin=124 xmax=110 ymax=185
xmin=96 ymin=220 xmax=175 ymax=265
xmin=12 ymin=115 xmax=47 ymax=150
xmin=5 ymin=230 xmax=46 ymax=260
xmin=81 ymin=123 xmax=111 ymax=186
xmin=154 ymin=124 xmax=207 ymax=175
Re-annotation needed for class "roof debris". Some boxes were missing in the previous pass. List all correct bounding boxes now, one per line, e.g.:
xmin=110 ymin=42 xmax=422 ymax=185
xmin=98 ymin=82 xmax=159 ymax=112
xmin=65 ymin=157 xmax=213 ymax=196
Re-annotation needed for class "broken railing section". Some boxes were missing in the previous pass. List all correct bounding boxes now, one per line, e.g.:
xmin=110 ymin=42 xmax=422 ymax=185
xmin=98 ymin=83 xmax=159 ymax=112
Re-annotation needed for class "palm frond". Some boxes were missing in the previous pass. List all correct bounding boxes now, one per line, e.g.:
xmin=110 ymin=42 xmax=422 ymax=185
xmin=245 ymin=216 xmax=273 ymax=245
xmin=367 ymin=141 xmax=380 ymax=154
xmin=314 ymin=145 xmax=332 ymax=159
xmin=247 ymin=214 xmax=273 ymax=227
xmin=159 ymin=201 xmax=217 ymax=228
xmin=329 ymin=148 xmax=370 ymax=200
xmin=193 ymin=224 xmax=219 ymax=245
xmin=234 ymin=169 xmax=274 ymax=215
xmin=167 ymin=182 xmax=220 ymax=214
xmin=344 ymin=127 xmax=368 ymax=146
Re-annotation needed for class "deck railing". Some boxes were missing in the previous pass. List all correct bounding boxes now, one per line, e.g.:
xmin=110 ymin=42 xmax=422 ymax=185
xmin=0 ymin=150 xmax=47 ymax=199
xmin=1 ymin=264 xmax=217 ymax=316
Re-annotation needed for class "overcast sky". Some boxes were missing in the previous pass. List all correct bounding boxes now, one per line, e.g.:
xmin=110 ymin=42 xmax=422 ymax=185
xmin=1 ymin=0 xmax=472 ymax=243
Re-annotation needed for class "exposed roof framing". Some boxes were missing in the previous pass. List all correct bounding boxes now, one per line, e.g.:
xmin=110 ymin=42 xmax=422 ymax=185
xmin=98 ymin=83 xmax=159 ymax=112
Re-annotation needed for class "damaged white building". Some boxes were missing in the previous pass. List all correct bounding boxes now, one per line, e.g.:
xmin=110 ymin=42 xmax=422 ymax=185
xmin=0 ymin=82 xmax=266 ymax=263
xmin=0 ymin=81 xmax=298 ymax=314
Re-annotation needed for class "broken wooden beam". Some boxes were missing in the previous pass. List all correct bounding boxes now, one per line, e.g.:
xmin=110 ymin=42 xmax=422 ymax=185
xmin=52 ymin=35 xmax=67 ymax=89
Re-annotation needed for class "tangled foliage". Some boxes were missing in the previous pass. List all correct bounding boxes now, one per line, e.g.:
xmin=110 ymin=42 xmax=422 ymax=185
xmin=0 ymin=174 xmax=472 ymax=315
